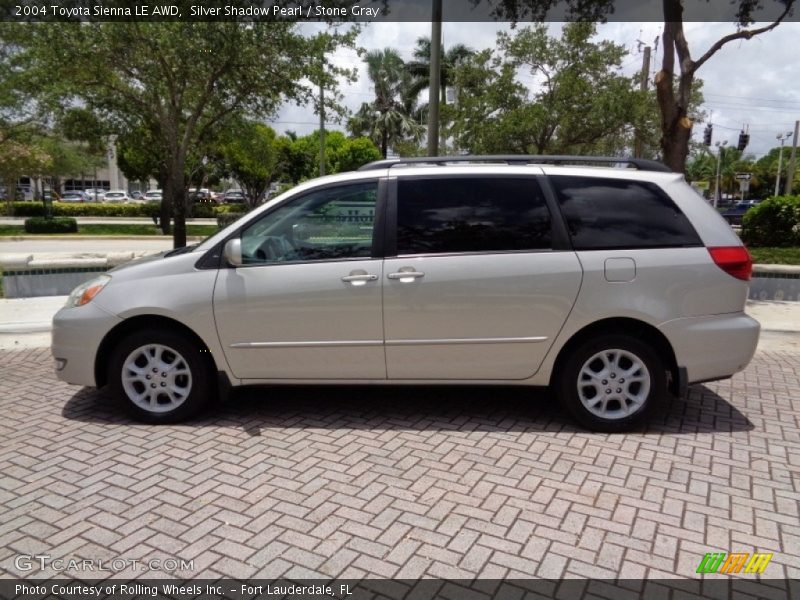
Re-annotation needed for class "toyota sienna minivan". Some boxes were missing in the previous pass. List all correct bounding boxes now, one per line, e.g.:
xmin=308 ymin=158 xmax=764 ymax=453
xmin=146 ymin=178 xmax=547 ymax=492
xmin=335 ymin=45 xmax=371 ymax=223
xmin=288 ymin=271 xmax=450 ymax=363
xmin=52 ymin=156 xmax=760 ymax=431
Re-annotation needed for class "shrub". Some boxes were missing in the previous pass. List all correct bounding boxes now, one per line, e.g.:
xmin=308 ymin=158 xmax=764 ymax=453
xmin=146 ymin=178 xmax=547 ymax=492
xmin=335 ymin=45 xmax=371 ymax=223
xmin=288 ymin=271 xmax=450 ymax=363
xmin=741 ymin=196 xmax=800 ymax=247
xmin=217 ymin=213 xmax=243 ymax=229
xmin=24 ymin=217 xmax=78 ymax=234
xmin=189 ymin=202 xmax=216 ymax=218
xmin=139 ymin=202 xmax=161 ymax=219
xmin=215 ymin=203 xmax=249 ymax=215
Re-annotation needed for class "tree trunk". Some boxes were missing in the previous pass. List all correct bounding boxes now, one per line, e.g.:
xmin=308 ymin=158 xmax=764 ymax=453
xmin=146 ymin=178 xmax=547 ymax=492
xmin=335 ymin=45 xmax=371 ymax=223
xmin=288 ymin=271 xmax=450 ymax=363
xmin=381 ymin=131 xmax=388 ymax=158
xmin=659 ymin=105 xmax=693 ymax=173
xmin=158 ymin=167 xmax=171 ymax=235
xmin=161 ymin=166 xmax=186 ymax=248
xmin=164 ymin=165 xmax=187 ymax=248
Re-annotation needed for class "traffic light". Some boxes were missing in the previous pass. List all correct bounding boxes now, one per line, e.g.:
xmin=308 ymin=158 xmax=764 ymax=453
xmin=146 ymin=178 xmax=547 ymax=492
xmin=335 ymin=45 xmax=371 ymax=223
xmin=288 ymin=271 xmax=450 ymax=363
xmin=703 ymin=125 xmax=713 ymax=146
xmin=737 ymin=131 xmax=750 ymax=152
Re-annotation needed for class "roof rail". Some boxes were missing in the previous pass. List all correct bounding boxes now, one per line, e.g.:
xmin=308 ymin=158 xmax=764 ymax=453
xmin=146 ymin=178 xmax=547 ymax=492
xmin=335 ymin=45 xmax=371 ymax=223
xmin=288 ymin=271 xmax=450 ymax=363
xmin=357 ymin=155 xmax=674 ymax=173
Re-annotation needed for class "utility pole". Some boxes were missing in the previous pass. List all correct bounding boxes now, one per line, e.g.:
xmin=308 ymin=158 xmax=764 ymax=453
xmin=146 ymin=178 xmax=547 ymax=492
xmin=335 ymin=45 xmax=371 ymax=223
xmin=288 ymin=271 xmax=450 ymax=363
xmin=633 ymin=46 xmax=651 ymax=159
xmin=714 ymin=140 xmax=727 ymax=208
xmin=427 ymin=0 xmax=442 ymax=157
xmin=775 ymin=130 xmax=793 ymax=197
xmin=318 ymin=58 xmax=326 ymax=177
xmin=784 ymin=120 xmax=799 ymax=196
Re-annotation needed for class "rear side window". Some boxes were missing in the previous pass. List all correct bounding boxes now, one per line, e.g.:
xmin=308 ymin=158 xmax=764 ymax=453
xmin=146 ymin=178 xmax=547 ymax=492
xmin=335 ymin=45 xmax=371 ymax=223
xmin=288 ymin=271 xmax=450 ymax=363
xmin=396 ymin=177 xmax=552 ymax=255
xmin=550 ymin=176 xmax=701 ymax=250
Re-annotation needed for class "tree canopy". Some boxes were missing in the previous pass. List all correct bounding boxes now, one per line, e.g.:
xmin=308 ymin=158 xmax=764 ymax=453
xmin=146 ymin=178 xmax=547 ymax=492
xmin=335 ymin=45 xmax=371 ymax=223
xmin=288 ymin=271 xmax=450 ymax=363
xmin=19 ymin=21 xmax=357 ymax=247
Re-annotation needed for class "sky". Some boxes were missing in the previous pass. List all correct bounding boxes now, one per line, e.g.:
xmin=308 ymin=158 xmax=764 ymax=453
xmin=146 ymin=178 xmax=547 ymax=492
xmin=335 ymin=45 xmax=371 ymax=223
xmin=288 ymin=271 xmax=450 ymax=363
xmin=273 ymin=20 xmax=800 ymax=160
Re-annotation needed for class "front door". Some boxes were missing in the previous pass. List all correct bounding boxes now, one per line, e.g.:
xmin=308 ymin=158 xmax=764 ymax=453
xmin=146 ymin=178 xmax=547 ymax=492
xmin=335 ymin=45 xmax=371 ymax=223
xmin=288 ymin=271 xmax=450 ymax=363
xmin=213 ymin=180 xmax=386 ymax=380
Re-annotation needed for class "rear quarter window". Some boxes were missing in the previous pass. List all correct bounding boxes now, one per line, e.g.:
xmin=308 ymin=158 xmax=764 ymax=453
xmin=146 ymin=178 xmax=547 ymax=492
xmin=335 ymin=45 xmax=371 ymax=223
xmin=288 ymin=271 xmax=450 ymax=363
xmin=550 ymin=176 xmax=702 ymax=250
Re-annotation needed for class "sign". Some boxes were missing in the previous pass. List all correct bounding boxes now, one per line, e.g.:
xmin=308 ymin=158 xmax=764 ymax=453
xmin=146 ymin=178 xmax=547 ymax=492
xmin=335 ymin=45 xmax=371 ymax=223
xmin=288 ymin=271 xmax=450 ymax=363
xmin=735 ymin=172 xmax=752 ymax=181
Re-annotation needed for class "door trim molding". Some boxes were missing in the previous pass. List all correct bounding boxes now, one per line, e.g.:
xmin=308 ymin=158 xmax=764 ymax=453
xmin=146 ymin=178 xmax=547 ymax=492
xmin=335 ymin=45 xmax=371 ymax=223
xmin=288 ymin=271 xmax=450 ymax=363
xmin=230 ymin=340 xmax=383 ymax=349
xmin=386 ymin=336 xmax=548 ymax=346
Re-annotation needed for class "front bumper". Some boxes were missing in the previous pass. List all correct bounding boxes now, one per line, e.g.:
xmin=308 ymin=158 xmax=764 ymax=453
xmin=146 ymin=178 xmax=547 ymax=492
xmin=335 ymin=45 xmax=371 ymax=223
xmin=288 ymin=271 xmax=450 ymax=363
xmin=659 ymin=312 xmax=760 ymax=384
xmin=51 ymin=302 xmax=122 ymax=387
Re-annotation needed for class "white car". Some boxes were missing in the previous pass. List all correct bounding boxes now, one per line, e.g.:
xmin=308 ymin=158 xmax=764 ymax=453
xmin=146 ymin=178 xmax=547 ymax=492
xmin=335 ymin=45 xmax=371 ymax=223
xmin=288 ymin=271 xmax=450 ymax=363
xmin=144 ymin=190 xmax=163 ymax=202
xmin=84 ymin=189 xmax=106 ymax=202
xmin=52 ymin=156 xmax=760 ymax=431
xmin=103 ymin=190 xmax=130 ymax=203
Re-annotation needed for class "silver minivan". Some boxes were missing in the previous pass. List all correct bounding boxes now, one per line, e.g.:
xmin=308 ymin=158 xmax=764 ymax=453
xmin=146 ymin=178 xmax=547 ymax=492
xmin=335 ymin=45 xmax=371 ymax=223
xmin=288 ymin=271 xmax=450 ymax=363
xmin=52 ymin=156 xmax=760 ymax=431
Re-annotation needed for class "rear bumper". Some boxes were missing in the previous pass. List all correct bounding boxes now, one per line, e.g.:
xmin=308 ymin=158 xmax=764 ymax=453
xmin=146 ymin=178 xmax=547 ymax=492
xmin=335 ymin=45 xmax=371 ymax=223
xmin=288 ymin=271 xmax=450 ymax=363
xmin=659 ymin=312 xmax=760 ymax=384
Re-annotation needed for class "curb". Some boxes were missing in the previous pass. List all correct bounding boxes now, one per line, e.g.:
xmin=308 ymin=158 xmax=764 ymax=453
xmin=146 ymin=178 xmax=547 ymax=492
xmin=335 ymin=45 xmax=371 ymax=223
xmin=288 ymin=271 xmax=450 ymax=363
xmin=0 ymin=235 xmax=206 ymax=241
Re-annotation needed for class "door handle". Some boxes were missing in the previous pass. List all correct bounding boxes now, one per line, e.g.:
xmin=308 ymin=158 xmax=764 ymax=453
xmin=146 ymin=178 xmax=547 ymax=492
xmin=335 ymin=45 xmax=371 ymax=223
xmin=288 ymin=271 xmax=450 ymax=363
xmin=387 ymin=268 xmax=425 ymax=282
xmin=341 ymin=273 xmax=378 ymax=285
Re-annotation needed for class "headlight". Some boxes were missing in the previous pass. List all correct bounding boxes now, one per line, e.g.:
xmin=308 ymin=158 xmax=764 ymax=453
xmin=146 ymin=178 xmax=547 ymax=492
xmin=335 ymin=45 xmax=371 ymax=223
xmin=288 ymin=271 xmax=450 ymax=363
xmin=65 ymin=274 xmax=111 ymax=308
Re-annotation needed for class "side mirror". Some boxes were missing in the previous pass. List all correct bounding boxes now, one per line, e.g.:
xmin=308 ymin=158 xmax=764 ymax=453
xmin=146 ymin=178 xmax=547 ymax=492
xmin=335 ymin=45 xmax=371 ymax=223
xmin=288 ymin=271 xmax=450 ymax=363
xmin=223 ymin=238 xmax=243 ymax=267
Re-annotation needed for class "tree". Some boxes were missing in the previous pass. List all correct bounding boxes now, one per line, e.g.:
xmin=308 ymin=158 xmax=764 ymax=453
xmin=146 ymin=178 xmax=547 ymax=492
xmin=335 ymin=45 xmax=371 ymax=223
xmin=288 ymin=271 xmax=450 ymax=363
xmin=218 ymin=119 xmax=281 ymax=208
xmin=23 ymin=20 xmax=356 ymax=247
xmin=348 ymin=49 xmax=424 ymax=157
xmin=274 ymin=131 xmax=382 ymax=184
xmin=331 ymin=136 xmax=382 ymax=172
xmin=479 ymin=0 xmax=795 ymax=173
xmin=755 ymin=147 xmax=800 ymax=197
xmin=448 ymin=23 xmax=641 ymax=155
xmin=38 ymin=136 xmax=106 ymax=195
xmin=0 ymin=140 xmax=50 ymax=210
xmin=406 ymin=37 xmax=474 ymax=108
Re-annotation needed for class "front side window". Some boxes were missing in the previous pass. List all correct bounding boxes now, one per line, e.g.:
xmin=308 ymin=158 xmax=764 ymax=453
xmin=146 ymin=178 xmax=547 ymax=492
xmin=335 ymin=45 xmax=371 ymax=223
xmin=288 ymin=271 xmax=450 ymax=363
xmin=240 ymin=181 xmax=378 ymax=264
xmin=550 ymin=176 xmax=702 ymax=250
xmin=396 ymin=177 xmax=552 ymax=255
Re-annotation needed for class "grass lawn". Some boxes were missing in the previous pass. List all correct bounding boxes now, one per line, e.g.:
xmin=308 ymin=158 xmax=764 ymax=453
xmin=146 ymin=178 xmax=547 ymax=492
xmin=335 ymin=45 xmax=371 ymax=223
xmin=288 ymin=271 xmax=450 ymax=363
xmin=0 ymin=224 xmax=218 ymax=236
xmin=749 ymin=247 xmax=800 ymax=265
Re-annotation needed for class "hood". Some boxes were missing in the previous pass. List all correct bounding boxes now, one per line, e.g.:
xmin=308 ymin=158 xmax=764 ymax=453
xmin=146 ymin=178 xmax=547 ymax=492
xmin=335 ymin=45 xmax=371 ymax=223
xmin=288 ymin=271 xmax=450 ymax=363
xmin=107 ymin=245 xmax=203 ymax=281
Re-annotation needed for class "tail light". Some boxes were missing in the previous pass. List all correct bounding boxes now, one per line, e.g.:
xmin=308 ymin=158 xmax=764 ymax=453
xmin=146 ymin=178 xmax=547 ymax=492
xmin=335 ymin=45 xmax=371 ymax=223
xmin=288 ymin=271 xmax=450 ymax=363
xmin=708 ymin=246 xmax=752 ymax=281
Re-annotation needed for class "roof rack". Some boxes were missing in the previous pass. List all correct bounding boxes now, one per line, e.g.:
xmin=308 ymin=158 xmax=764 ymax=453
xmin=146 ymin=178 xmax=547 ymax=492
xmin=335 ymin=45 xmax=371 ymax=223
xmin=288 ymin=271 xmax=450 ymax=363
xmin=357 ymin=155 xmax=674 ymax=173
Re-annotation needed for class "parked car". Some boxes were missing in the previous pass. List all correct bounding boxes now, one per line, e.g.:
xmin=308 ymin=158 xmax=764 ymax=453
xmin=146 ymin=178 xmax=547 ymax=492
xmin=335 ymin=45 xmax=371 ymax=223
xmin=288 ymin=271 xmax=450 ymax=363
xmin=60 ymin=191 xmax=90 ymax=203
xmin=721 ymin=200 xmax=759 ymax=226
xmin=130 ymin=191 xmax=145 ymax=201
xmin=52 ymin=155 xmax=759 ymax=431
xmin=223 ymin=190 xmax=247 ymax=204
xmin=144 ymin=190 xmax=163 ymax=202
xmin=189 ymin=188 xmax=214 ymax=203
xmin=84 ymin=189 xmax=106 ymax=202
xmin=43 ymin=190 xmax=62 ymax=202
xmin=103 ymin=191 xmax=130 ymax=203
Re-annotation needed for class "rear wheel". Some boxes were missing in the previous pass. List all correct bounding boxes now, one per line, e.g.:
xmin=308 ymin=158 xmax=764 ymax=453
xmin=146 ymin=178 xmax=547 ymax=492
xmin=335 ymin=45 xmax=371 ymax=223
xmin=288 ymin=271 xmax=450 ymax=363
xmin=108 ymin=329 xmax=213 ymax=423
xmin=557 ymin=334 xmax=665 ymax=432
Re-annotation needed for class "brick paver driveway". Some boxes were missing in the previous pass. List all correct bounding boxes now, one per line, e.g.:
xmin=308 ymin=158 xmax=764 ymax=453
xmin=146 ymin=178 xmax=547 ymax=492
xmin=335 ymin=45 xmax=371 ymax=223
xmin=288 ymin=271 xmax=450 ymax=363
xmin=1 ymin=347 xmax=798 ymax=580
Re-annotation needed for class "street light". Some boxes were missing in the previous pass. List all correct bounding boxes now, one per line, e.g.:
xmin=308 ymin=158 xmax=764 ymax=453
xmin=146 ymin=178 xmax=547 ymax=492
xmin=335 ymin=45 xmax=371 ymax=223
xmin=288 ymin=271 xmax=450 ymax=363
xmin=714 ymin=140 xmax=728 ymax=208
xmin=775 ymin=131 xmax=793 ymax=197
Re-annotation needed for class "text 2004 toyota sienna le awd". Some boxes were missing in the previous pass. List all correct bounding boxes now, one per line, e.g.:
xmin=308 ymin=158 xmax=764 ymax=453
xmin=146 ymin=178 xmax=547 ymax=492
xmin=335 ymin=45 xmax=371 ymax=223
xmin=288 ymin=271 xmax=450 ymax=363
xmin=51 ymin=156 xmax=760 ymax=432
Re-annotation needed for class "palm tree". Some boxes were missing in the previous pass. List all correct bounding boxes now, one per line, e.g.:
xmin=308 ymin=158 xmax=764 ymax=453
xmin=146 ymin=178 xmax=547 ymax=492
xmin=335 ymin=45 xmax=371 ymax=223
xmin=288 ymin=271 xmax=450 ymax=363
xmin=348 ymin=49 xmax=423 ymax=158
xmin=406 ymin=37 xmax=474 ymax=109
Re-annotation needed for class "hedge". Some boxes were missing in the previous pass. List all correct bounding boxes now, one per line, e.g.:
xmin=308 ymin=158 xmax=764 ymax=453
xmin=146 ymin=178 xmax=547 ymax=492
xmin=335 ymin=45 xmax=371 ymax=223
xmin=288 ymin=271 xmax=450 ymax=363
xmin=741 ymin=196 xmax=800 ymax=247
xmin=217 ymin=213 xmax=245 ymax=228
xmin=3 ymin=201 xmax=250 ymax=218
xmin=24 ymin=217 xmax=78 ymax=234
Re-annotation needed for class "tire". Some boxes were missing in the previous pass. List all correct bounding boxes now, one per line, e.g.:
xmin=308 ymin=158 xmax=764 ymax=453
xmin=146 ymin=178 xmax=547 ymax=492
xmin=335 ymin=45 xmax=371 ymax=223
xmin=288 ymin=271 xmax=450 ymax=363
xmin=556 ymin=334 xmax=666 ymax=432
xmin=108 ymin=328 xmax=213 ymax=423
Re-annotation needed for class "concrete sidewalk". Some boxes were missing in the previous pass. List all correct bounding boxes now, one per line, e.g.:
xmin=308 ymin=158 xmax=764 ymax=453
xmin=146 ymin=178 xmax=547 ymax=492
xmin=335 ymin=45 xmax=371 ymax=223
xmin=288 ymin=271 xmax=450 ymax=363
xmin=1 ymin=296 xmax=798 ymax=351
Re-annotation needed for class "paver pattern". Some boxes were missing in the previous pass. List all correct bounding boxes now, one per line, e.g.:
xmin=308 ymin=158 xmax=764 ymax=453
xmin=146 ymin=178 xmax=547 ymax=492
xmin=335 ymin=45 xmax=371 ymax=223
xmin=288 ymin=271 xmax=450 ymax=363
xmin=1 ymin=347 xmax=798 ymax=580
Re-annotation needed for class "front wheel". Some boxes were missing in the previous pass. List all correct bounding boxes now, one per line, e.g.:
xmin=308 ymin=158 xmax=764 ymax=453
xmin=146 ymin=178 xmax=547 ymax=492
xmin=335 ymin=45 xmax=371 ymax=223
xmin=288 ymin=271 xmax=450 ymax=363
xmin=108 ymin=329 xmax=213 ymax=423
xmin=557 ymin=335 xmax=666 ymax=432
